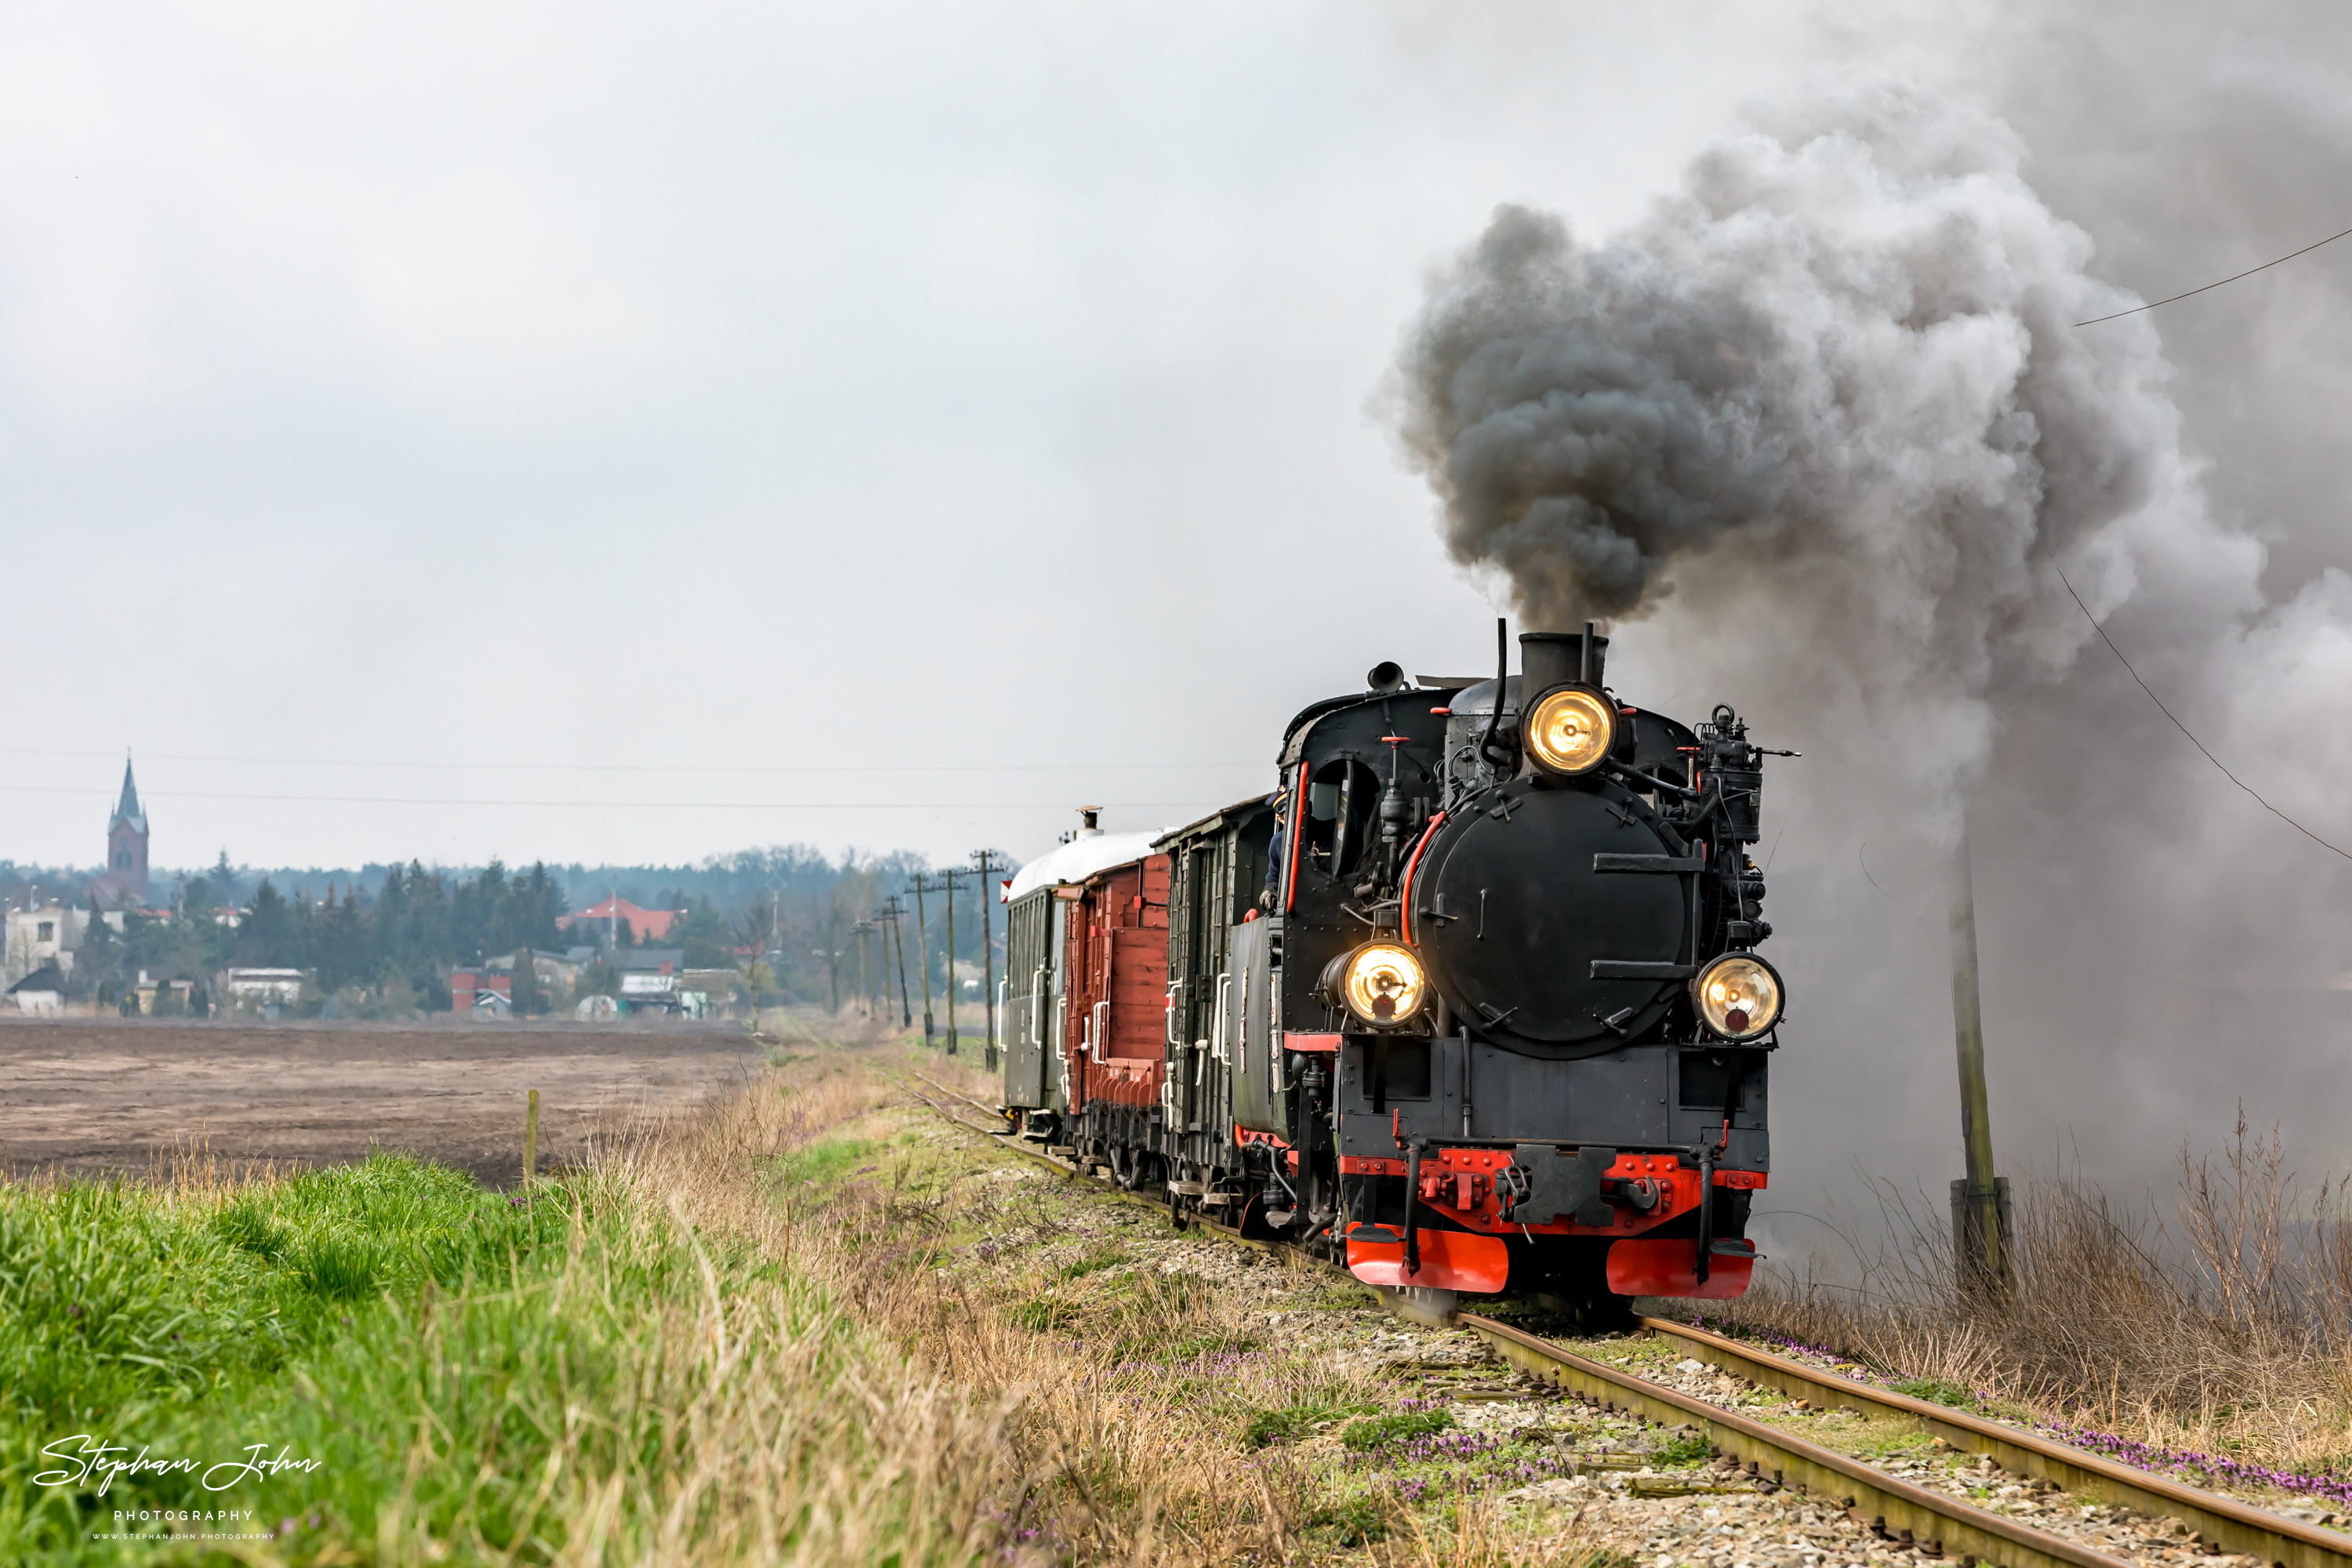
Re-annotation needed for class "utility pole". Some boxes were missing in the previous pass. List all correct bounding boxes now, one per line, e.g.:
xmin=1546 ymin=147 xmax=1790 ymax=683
xmin=880 ymin=892 xmax=913 ymax=1027
xmin=852 ymin=919 xmax=875 ymax=1019
xmin=911 ymin=873 xmax=935 ymax=1044
xmin=971 ymin=848 xmax=1009 ymax=1069
xmin=942 ymin=867 xmax=959 ymax=1056
xmin=1949 ymin=817 xmax=2013 ymax=1298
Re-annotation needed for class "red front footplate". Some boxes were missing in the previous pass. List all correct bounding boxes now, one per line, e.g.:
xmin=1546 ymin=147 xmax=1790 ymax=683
xmin=1606 ymin=1236 xmax=1758 ymax=1299
xmin=1345 ymin=1225 xmax=1511 ymax=1294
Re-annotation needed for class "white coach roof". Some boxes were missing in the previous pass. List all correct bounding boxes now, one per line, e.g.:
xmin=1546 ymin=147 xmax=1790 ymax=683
xmin=1004 ymin=829 xmax=1166 ymax=903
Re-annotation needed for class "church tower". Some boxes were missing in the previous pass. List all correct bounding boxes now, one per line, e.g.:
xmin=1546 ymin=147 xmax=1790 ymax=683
xmin=106 ymin=758 xmax=149 ymax=902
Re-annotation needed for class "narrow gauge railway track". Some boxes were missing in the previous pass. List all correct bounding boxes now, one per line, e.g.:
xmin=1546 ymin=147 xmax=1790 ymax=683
xmin=1613 ymin=1317 xmax=2352 ymax=1568
xmin=896 ymin=1074 xmax=2347 ymax=1568
xmin=1459 ymin=1314 xmax=2350 ymax=1568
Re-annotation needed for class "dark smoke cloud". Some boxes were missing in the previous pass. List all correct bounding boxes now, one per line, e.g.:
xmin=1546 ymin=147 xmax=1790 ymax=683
xmin=1388 ymin=71 xmax=2352 ymax=1226
xmin=1394 ymin=85 xmax=2205 ymax=736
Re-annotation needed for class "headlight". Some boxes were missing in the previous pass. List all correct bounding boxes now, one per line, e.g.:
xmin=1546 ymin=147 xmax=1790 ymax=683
xmin=1524 ymin=686 xmax=1616 ymax=775
xmin=1691 ymin=953 xmax=1784 ymax=1040
xmin=1325 ymin=943 xmax=1426 ymax=1026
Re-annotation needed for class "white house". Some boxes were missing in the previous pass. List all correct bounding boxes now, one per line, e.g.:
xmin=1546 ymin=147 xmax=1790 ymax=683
xmin=224 ymin=968 xmax=304 ymax=1007
xmin=8 ymin=964 xmax=65 ymax=1015
xmin=5 ymin=906 xmax=90 ymax=987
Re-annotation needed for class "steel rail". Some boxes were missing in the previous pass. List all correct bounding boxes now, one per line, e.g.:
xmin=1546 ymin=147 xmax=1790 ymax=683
xmin=1461 ymin=1312 xmax=2147 ymax=1568
xmin=1635 ymin=1316 xmax=2350 ymax=1568
xmin=893 ymin=1079 xmax=2345 ymax=1568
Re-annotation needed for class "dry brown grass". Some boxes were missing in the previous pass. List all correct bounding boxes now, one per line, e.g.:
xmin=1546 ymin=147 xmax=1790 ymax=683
xmin=690 ymin=1045 xmax=1597 ymax=1566
xmin=744 ymin=1050 xmax=1357 ymax=1564
xmin=1706 ymin=1113 xmax=2352 ymax=1479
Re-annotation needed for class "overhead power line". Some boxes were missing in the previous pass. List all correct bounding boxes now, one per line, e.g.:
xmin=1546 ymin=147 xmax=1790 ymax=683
xmin=0 ymin=782 xmax=1229 ymax=812
xmin=2074 ymin=223 xmax=2352 ymax=326
xmin=2056 ymin=568 xmax=2352 ymax=862
xmin=0 ymin=745 xmax=1261 ymax=775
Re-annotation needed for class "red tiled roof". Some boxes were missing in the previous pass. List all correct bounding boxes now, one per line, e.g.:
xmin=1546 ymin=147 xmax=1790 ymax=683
xmin=561 ymin=897 xmax=682 ymax=942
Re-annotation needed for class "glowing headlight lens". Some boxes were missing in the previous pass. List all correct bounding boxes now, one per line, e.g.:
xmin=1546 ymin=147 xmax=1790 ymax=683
xmin=1692 ymin=953 xmax=1784 ymax=1040
xmin=1524 ymin=687 xmax=1616 ymax=775
xmin=1342 ymin=943 xmax=1426 ymax=1025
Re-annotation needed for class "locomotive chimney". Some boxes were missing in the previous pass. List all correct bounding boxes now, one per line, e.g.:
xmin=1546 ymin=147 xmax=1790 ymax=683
xmin=1519 ymin=624 xmax=1608 ymax=692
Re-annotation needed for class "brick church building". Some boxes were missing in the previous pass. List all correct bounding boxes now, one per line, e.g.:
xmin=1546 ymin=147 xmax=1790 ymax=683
xmin=86 ymin=759 xmax=150 ymax=908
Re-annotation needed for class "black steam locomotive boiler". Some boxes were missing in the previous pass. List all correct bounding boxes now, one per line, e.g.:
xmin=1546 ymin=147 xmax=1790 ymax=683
xmin=1002 ymin=624 xmax=1787 ymax=1317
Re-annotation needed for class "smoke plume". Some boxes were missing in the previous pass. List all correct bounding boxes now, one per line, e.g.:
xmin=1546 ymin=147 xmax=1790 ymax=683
xmin=1392 ymin=79 xmax=2352 ymax=1215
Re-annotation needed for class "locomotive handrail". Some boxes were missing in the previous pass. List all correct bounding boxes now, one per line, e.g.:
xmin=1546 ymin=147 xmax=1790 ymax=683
xmin=1212 ymin=971 xmax=1232 ymax=1063
xmin=1236 ymin=961 xmax=1251 ymax=1077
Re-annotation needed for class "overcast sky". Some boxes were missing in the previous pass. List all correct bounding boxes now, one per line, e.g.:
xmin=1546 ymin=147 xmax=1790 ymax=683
xmin=11 ymin=2 xmax=2352 ymax=1215
xmin=0 ymin=2 xmax=1954 ymax=874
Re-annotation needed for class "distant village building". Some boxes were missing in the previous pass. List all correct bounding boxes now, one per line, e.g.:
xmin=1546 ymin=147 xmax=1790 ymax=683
xmin=8 ymin=964 xmax=66 ymax=1015
xmin=449 ymin=968 xmax=514 ymax=1018
xmin=560 ymin=896 xmax=683 ymax=946
xmin=86 ymin=759 xmax=151 ymax=908
xmin=615 ymin=949 xmax=684 ymax=1001
xmin=224 ymin=968 xmax=304 ymax=1007
xmin=132 ymin=969 xmax=195 ymax=1016
xmin=485 ymin=949 xmax=590 ymax=993
xmin=4 ymin=906 xmax=91 ymax=985
xmin=2 ymin=760 xmax=156 ymax=987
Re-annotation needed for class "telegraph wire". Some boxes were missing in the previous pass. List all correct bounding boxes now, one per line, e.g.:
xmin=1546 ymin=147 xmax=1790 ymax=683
xmin=2056 ymin=567 xmax=2352 ymax=862
xmin=2074 ymin=224 xmax=2352 ymax=326
xmin=0 ymin=745 xmax=1261 ymax=775
xmin=0 ymin=782 xmax=1230 ymax=812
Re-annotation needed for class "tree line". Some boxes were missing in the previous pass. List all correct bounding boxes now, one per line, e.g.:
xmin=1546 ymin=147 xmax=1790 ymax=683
xmin=13 ymin=845 xmax=1013 ymax=1017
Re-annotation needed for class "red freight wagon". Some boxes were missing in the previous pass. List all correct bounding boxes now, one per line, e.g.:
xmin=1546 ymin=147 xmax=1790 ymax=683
xmin=1058 ymin=853 xmax=1171 ymax=1138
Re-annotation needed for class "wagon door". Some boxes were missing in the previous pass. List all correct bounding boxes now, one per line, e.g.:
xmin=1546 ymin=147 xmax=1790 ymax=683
xmin=1002 ymin=891 xmax=1052 ymax=1109
xmin=1228 ymin=917 xmax=1284 ymax=1134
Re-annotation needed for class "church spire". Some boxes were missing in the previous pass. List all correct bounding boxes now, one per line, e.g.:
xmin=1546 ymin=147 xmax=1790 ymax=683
xmin=112 ymin=754 xmax=147 ymax=834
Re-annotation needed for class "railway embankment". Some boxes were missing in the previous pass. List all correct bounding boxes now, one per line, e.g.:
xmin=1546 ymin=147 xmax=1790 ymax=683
xmin=12 ymin=1038 xmax=2339 ymax=1566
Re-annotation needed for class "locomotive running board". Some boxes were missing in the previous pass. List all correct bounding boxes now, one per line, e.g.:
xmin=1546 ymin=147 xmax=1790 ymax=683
xmin=1345 ymin=1225 xmax=1509 ymax=1294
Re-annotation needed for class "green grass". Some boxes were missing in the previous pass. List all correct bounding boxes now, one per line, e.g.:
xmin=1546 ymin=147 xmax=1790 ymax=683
xmin=1058 ymin=1245 xmax=1133 ymax=1280
xmin=779 ymin=1134 xmax=880 ymax=1186
xmin=1890 ymin=1377 xmax=1980 ymax=1410
xmin=0 ymin=1147 xmax=934 ymax=1566
xmin=1007 ymin=1268 xmax=1215 ymax=1359
xmin=1307 ymin=1490 xmax=1395 ymax=1546
xmin=1340 ymin=1409 xmax=1455 ymax=1450
xmin=1159 ymin=1329 xmax=1261 ymax=1362
xmin=1648 ymin=1429 xmax=1712 ymax=1466
xmin=1241 ymin=1399 xmax=1378 ymax=1449
xmin=1 ymin=1155 xmax=590 ymax=1560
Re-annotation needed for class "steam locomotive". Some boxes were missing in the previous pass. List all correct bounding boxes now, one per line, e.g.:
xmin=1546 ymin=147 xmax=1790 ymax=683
xmin=999 ymin=626 xmax=1784 ymax=1318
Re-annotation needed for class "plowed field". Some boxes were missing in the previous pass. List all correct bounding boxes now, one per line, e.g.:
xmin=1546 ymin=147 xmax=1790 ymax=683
xmin=0 ymin=1020 xmax=764 ymax=1185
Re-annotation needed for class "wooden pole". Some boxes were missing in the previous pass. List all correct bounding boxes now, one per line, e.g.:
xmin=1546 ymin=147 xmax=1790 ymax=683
xmin=524 ymin=1087 xmax=540 ymax=1188
xmin=884 ymin=892 xmax=913 ymax=1028
xmin=1949 ymin=819 xmax=2011 ymax=1296
xmin=912 ymin=874 xmax=935 ymax=1044
xmin=971 ymin=848 xmax=1004 ymax=1067
xmin=942 ymin=867 xmax=959 ymax=1056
